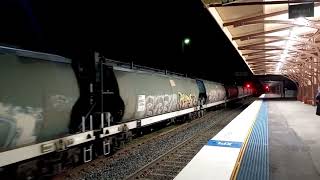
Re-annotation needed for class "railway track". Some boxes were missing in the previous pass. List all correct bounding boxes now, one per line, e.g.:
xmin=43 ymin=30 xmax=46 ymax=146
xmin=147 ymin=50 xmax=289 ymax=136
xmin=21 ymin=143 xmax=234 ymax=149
xmin=125 ymin=99 xmax=253 ymax=180
xmin=61 ymin=98 xmax=254 ymax=180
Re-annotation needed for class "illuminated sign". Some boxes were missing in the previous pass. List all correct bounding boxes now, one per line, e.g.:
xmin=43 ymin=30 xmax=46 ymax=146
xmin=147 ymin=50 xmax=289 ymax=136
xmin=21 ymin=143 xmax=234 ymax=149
xmin=289 ymin=2 xmax=314 ymax=19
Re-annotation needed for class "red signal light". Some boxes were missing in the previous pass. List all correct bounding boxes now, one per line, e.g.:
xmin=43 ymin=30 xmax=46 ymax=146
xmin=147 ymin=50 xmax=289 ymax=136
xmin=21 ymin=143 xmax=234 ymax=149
xmin=265 ymin=85 xmax=269 ymax=91
xmin=246 ymin=84 xmax=251 ymax=88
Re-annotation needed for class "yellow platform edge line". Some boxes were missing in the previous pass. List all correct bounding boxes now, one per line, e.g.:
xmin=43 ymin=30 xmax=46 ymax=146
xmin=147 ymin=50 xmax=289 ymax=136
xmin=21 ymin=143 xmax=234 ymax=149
xmin=230 ymin=105 xmax=262 ymax=180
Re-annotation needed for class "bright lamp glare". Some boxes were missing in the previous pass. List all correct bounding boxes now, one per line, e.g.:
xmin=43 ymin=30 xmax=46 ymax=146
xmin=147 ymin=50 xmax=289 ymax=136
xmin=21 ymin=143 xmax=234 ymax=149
xmin=184 ymin=38 xmax=190 ymax=45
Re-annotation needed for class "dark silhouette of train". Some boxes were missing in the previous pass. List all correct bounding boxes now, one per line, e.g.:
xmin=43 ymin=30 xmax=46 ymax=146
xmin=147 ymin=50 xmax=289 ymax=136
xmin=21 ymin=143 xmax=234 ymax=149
xmin=0 ymin=46 xmax=252 ymax=179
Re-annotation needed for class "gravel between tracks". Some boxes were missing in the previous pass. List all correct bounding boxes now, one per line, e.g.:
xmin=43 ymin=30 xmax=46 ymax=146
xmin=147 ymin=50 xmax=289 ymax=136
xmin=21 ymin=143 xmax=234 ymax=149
xmin=62 ymin=99 xmax=253 ymax=180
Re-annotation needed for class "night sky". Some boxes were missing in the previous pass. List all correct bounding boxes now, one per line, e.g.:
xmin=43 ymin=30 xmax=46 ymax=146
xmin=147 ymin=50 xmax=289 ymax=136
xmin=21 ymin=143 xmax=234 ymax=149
xmin=0 ymin=0 xmax=251 ymax=84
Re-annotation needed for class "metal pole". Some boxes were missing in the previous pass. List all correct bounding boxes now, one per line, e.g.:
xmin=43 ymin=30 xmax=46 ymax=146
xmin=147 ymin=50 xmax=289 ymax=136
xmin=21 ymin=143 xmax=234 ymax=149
xmin=101 ymin=60 xmax=104 ymax=114
xmin=82 ymin=116 xmax=85 ymax=132
xmin=100 ymin=59 xmax=105 ymax=128
xmin=101 ymin=113 xmax=104 ymax=128
xmin=90 ymin=115 xmax=93 ymax=130
xmin=106 ymin=112 xmax=111 ymax=127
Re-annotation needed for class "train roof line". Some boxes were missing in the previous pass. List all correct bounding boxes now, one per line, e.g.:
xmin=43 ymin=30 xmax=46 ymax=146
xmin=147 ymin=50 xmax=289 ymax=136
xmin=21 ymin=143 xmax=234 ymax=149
xmin=0 ymin=46 xmax=71 ymax=63
xmin=101 ymin=58 xmax=185 ymax=76
xmin=96 ymin=53 xmax=223 ymax=85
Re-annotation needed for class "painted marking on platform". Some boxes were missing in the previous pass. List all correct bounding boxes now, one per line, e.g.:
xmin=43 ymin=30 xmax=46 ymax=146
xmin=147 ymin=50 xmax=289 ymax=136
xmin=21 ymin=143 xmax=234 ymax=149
xmin=207 ymin=140 xmax=242 ymax=148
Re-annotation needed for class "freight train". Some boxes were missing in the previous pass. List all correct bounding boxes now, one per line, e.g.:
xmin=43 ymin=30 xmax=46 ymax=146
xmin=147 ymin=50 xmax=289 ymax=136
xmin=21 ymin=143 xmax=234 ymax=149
xmin=0 ymin=46 xmax=252 ymax=179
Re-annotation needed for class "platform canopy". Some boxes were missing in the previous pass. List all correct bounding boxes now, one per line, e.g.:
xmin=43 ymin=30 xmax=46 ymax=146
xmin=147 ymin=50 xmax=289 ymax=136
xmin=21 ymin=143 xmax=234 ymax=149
xmin=203 ymin=0 xmax=320 ymax=84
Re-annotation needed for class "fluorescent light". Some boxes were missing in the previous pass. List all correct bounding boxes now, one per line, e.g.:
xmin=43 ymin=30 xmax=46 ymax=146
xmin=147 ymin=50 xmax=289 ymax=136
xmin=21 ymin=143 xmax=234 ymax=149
xmin=276 ymin=62 xmax=282 ymax=72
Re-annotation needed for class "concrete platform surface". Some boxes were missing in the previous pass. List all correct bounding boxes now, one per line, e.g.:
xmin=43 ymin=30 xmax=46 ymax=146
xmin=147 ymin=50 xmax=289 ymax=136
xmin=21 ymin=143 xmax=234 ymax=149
xmin=268 ymin=100 xmax=320 ymax=179
xmin=264 ymin=93 xmax=282 ymax=98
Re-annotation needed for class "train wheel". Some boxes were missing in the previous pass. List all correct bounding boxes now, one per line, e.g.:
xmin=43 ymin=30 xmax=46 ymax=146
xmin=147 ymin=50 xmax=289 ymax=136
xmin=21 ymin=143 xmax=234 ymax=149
xmin=16 ymin=160 xmax=39 ymax=180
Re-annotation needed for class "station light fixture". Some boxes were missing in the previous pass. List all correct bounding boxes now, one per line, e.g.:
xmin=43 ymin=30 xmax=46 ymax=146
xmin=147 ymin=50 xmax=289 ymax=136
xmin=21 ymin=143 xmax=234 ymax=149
xmin=275 ymin=17 xmax=307 ymax=73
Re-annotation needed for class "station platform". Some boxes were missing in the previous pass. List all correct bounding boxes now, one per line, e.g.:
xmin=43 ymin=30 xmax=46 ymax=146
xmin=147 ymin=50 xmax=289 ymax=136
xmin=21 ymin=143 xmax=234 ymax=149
xmin=175 ymin=94 xmax=320 ymax=180
xmin=267 ymin=97 xmax=320 ymax=179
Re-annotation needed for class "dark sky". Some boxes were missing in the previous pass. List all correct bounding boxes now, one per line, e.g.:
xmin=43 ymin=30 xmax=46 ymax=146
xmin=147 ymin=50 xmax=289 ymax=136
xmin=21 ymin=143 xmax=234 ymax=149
xmin=0 ymin=0 xmax=251 ymax=83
